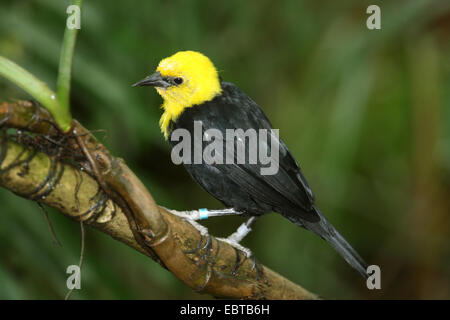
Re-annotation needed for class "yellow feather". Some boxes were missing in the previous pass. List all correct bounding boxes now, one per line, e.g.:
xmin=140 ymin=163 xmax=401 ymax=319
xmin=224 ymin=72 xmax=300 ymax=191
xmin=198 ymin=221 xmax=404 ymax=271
xmin=154 ymin=51 xmax=222 ymax=138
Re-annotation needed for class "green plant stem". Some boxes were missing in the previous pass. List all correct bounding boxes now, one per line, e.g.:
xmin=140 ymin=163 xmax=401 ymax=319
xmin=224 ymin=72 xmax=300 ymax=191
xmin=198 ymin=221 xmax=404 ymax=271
xmin=0 ymin=56 xmax=64 ymax=125
xmin=56 ymin=0 xmax=83 ymax=132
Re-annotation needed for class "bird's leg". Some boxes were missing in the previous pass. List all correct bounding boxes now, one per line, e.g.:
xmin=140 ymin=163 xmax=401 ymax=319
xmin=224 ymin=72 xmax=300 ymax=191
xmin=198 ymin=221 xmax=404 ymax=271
xmin=164 ymin=206 xmax=256 ymax=259
xmin=164 ymin=207 xmax=242 ymax=263
xmin=162 ymin=207 xmax=243 ymax=236
xmin=227 ymin=216 xmax=257 ymax=243
xmin=164 ymin=207 xmax=243 ymax=220
xmin=217 ymin=217 xmax=258 ymax=258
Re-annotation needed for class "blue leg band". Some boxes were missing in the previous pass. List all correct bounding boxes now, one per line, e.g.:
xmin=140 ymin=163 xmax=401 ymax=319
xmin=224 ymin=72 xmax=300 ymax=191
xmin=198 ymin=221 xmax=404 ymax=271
xmin=199 ymin=208 xmax=209 ymax=220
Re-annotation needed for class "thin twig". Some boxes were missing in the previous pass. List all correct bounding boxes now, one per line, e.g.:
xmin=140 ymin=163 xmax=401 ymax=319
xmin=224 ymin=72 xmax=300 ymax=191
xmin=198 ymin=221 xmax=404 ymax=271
xmin=37 ymin=202 xmax=62 ymax=246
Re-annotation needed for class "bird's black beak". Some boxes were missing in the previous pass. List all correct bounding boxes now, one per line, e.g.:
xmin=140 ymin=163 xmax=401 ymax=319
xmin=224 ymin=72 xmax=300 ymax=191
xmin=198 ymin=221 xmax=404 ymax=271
xmin=132 ymin=72 xmax=169 ymax=88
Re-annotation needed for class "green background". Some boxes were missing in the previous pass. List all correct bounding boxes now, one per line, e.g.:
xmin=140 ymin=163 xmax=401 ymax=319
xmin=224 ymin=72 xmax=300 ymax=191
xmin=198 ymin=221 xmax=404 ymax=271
xmin=0 ymin=0 xmax=449 ymax=299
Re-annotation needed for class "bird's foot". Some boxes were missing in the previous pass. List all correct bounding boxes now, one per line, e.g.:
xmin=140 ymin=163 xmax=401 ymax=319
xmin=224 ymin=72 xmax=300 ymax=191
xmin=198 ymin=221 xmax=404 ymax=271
xmin=227 ymin=219 xmax=254 ymax=243
xmin=217 ymin=217 xmax=258 ymax=268
xmin=165 ymin=207 xmax=257 ymax=261
xmin=184 ymin=218 xmax=210 ymax=236
xmin=216 ymin=237 xmax=253 ymax=258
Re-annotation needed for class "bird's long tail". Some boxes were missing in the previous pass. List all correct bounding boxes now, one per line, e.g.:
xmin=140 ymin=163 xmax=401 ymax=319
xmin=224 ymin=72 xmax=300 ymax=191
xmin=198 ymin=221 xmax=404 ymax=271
xmin=288 ymin=207 xmax=368 ymax=278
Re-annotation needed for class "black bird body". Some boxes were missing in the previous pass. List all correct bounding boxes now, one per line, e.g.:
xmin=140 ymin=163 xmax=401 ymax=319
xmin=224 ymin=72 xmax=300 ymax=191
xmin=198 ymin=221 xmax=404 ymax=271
xmin=169 ymin=82 xmax=368 ymax=277
xmin=134 ymin=51 xmax=368 ymax=278
xmin=170 ymin=82 xmax=316 ymax=221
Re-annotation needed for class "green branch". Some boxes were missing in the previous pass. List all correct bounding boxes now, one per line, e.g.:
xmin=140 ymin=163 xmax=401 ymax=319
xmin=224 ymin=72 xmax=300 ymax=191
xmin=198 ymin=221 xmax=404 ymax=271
xmin=0 ymin=56 xmax=64 ymax=126
xmin=56 ymin=0 xmax=83 ymax=128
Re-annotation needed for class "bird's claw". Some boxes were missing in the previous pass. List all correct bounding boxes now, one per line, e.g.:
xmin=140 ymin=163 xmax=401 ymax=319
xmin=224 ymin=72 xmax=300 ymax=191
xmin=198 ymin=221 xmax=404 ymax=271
xmin=216 ymin=237 xmax=253 ymax=258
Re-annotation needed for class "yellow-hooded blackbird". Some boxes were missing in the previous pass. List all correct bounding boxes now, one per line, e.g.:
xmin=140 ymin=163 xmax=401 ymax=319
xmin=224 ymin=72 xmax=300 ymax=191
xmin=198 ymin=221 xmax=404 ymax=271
xmin=133 ymin=51 xmax=368 ymax=278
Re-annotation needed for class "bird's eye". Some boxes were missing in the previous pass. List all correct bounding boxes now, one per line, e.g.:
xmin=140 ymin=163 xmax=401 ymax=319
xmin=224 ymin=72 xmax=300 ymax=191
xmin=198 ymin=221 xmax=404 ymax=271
xmin=173 ymin=77 xmax=183 ymax=85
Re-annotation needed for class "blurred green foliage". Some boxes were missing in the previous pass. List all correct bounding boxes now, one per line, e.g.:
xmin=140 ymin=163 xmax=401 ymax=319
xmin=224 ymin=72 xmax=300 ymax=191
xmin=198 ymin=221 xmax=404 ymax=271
xmin=0 ymin=0 xmax=449 ymax=299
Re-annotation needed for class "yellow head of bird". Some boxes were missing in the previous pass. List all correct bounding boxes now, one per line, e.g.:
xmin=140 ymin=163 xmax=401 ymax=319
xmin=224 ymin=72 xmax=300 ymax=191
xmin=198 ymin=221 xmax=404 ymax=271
xmin=133 ymin=51 xmax=222 ymax=138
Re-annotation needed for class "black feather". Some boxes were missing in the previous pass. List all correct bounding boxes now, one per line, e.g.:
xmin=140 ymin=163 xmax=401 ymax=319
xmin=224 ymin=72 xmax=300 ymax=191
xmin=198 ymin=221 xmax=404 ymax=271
xmin=169 ymin=81 xmax=368 ymax=277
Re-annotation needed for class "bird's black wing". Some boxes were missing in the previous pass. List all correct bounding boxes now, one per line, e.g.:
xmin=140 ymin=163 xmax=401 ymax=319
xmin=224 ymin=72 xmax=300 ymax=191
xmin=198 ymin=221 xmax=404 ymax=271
xmin=173 ymin=82 xmax=319 ymax=222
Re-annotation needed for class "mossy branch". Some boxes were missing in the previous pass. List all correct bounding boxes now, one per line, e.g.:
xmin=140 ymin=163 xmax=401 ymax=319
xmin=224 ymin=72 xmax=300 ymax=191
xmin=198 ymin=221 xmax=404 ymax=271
xmin=0 ymin=101 xmax=319 ymax=300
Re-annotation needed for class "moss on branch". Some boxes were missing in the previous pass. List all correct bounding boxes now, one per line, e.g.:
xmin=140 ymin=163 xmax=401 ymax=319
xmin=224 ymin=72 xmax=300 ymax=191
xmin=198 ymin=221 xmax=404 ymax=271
xmin=0 ymin=101 xmax=318 ymax=300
